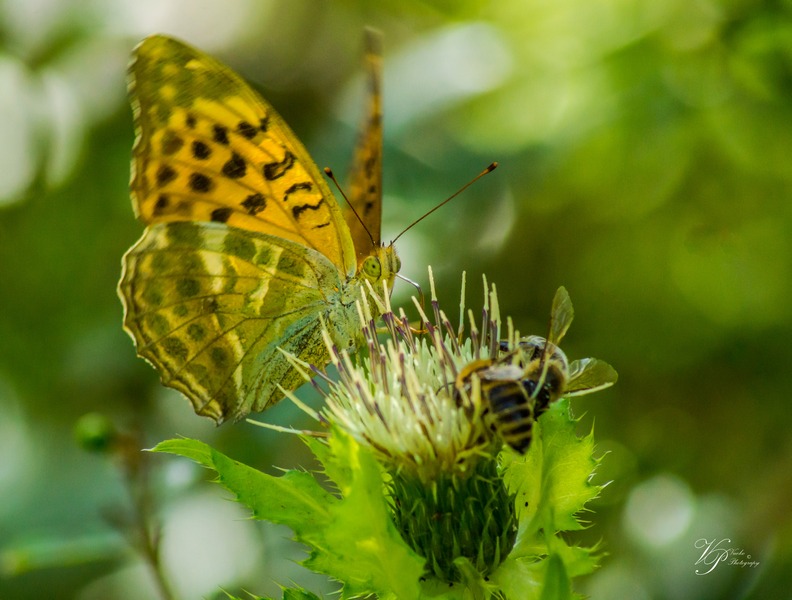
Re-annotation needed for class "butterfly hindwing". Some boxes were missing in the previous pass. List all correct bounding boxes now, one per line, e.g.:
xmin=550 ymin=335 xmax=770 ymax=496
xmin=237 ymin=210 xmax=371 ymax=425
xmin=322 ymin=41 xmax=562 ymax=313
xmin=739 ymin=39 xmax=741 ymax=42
xmin=120 ymin=221 xmax=361 ymax=421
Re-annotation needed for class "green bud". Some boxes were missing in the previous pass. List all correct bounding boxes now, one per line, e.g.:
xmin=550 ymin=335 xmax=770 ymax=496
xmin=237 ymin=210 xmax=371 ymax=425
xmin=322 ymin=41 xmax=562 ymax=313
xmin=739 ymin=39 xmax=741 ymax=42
xmin=388 ymin=450 xmax=516 ymax=582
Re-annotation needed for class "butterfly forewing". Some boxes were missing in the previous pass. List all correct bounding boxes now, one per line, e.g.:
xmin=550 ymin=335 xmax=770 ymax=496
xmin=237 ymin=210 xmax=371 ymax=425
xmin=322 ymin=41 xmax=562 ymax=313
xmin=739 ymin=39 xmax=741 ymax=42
xmin=129 ymin=35 xmax=356 ymax=276
xmin=345 ymin=28 xmax=383 ymax=263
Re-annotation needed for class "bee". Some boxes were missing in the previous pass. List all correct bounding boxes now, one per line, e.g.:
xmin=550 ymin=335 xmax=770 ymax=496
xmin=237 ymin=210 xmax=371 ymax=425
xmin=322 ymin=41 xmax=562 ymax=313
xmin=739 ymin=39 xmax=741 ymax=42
xmin=456 ymin=286 xmax=617 ymax=453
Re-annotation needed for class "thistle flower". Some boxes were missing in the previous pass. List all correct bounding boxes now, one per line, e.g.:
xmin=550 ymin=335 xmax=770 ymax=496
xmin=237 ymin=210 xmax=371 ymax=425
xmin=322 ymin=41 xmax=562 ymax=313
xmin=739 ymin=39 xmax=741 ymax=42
xmin=155 ymin=271 xmax=608 ymax=599
xmin=320 ymin=272 xmax=499 ymax=477
xmin=313 ymin=272 xmax=516 ymax=582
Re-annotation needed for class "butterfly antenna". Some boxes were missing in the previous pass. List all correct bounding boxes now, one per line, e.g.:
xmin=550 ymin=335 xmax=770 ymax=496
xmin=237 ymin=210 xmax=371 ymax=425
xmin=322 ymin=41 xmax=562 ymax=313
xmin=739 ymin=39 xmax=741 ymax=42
xmin=391 ymin=162 xmax=498 ymax=244
xmin=324 ymin=167 xmax=377 ymax=247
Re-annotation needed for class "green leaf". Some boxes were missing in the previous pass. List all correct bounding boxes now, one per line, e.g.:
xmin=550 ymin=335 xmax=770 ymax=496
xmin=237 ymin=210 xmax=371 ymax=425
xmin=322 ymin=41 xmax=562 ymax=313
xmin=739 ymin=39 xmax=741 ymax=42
xmin=548 ymin=538 xmax=601 ymax=579
xmin=152 ymin=438 xmax=335 ymax=531
xmin=490 ymin=555 xmax=542 ymax=600
xmin=306 ymin=427 xmax=425 ymax=599
xmin=502 ymin=399 xmax=601 ymax=547
xmin=282 ymin=588 xmax=322 ymax=600
xmin=153 ymin=433 xmax=425 ymax=599
xmin=539 ymin=554 xmax=572 ymax=600
xmin=221 ymin=587 xmax=320 ymax=600
xmin=493 ymin=398 xmax=602 ymax=598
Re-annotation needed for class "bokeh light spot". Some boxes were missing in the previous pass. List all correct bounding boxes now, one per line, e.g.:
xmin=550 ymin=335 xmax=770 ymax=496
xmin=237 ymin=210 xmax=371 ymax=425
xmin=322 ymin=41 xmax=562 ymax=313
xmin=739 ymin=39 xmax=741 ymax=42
xmin=161 ymin=491 xmax=263 ymax=598
xmin=0 ymin=56 xmax=37 ymax=204
xmin=624 ymin=473 xmax=695 ymax=548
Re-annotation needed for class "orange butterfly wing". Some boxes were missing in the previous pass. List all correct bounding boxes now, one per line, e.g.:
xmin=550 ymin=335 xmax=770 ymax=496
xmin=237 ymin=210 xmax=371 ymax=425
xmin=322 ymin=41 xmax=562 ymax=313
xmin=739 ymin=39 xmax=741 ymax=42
xmin=129 ymin=34 xmax=357 ymax=277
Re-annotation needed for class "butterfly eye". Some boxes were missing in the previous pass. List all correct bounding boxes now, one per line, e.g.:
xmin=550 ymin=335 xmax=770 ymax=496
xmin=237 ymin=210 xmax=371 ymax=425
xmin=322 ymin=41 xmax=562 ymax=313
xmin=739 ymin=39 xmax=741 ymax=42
xmin=362 ymin=255 xmax=382 ymax=280
xmin=394 ymin=254 xmax=402 ymax=272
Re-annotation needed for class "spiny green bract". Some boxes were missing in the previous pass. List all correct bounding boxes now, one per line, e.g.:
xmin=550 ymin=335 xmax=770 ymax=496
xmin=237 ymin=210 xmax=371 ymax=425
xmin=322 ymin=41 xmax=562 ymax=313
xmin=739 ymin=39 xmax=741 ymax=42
xmin=388 ymin=452 xmax=517 ymax=582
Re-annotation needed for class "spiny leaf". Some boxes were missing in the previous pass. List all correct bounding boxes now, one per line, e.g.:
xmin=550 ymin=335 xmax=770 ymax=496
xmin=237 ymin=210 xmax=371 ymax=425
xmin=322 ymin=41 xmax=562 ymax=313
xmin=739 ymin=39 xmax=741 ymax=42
xmin=153 ymin=433 xmax=424 ymax=599
xmin=502 ymin=398 xmax=601 ymax=545
xmin=306 ymin=427 xmax=425 ymax=599
xmin=152 ymin=438 xmax=334 ymax=530
xmin=493 ymin=398 xmax=601 ymax=598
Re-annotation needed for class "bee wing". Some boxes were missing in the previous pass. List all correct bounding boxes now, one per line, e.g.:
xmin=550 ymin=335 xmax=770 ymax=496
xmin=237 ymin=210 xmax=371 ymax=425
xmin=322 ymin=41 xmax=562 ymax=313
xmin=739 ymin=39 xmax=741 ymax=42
xmin=548 ymin=286 xmax=574 ymax=346
xmin=483 ymin=363 xmax=525 ymax=382
xmin=565 ymin=358 xmax=618 ymax=396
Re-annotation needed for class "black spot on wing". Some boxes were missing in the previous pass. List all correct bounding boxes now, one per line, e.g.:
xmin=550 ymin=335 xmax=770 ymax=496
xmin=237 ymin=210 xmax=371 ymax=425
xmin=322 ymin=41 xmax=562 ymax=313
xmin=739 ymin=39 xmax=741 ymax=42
xmin=237 ymin=121 xmax=257 ymax=140
xmin=259 ymin=116 xmax=269 ymax=132
xmin=192 ymin=140 xmax=211 ymax=160
xmin=364 ymin=154 xmax=378 ymax=176
xmin=241 ymin=193 xmax=266 ymax=215
xmin=154 ymin=194 xmax=169 ymax=215
xmin=161 ymin=131 xmax=184 ymax=155
xmin=283 ymin=182 xmax=312 ymax=201
xmin=213 ymin=124 xmax=230 ymax=145
xmin=263 ymin=152 xmax=295 ymax=180
xmin=211 ymin=207 xmax=233 ymax=223
xmin=185 ymin=113 xmax=197 ymax=129
xmin=156 ymin=165 xmax=177 ymax=186
xmin=189 ymin=173 xmax=214 ymax=193
xmin=292 ymin=199 xmax=324 ymax=220
xmin=221 ymin=152 xmax=247 ymax=179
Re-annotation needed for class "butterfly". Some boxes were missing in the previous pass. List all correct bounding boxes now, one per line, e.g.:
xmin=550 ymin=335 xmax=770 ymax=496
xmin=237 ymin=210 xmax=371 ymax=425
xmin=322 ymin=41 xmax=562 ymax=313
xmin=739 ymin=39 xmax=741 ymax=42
xmin=118 ymin=32 xmax=400 ymax=423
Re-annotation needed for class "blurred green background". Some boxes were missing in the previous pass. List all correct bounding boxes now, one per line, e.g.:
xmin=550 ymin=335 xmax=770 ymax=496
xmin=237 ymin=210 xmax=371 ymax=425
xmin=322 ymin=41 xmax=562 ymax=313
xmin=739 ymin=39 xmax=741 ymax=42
xmin=1 ymin=0 xmax=790 ymax=598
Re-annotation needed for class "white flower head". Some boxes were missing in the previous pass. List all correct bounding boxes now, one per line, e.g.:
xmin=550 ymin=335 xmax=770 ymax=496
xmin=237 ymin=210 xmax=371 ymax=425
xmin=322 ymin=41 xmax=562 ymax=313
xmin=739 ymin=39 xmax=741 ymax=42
xmin=317 ymin=269 xmax=502 ymax=483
